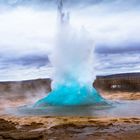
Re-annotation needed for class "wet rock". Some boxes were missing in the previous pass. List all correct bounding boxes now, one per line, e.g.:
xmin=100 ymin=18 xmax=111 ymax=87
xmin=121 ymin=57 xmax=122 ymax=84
xmin=0 ymin=119 xmax=16 ymax=131
xmin=19 ymin=122 xmax=44 ymax=131
xmin=1 ymin=131 xmax=43 ymax=140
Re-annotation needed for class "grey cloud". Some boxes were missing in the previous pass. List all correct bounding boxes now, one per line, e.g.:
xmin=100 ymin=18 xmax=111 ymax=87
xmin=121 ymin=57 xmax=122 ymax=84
xmin=95 ymin=52 xmax=140 ymax=75
xmin=95 ymin=42 xmax=140 ymax=54
xmin=1 ymin=0 xmax=140 ymax=9
xmin=0 ymin=53 xmax=50 ymax=69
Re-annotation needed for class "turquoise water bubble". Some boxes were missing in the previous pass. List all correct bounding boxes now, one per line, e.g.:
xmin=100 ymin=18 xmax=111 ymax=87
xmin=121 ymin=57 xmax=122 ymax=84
xmin=34 ymin=80 xmax=106 ymax=107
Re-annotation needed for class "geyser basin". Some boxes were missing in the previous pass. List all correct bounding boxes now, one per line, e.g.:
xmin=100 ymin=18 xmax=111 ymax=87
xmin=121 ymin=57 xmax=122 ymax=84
xmin=34 ymin=81 xmax=106 ymax=107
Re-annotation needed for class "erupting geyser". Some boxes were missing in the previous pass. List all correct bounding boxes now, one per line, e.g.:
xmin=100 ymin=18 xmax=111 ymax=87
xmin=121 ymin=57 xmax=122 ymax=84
xmin=34 ymin=0 xmax=106 ymax=107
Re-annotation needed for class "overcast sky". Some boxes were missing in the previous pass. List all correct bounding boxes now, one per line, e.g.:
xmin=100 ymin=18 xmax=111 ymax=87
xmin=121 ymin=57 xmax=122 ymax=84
xmin=0 ymin=0 xmax=140 ymax=80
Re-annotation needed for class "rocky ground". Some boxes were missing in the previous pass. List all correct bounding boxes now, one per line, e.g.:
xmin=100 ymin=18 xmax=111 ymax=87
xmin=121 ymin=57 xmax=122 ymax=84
xmin=0 ymin=116 xmax=140 ymax=140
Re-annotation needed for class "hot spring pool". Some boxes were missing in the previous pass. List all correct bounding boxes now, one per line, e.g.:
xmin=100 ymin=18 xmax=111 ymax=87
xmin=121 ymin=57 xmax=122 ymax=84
xmin=6 ymin=100 xmax=140 ymax=117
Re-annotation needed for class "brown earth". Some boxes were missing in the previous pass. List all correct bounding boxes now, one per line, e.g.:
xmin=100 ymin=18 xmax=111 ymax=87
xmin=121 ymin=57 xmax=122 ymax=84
xmin=101 ymin=90 xmax=140 ymax=100
xmin=0 ymin=116 xmax=140 ymax=140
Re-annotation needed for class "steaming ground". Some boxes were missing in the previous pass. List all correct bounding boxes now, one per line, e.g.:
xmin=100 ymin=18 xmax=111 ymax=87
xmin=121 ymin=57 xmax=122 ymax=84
xmin=0 ymin=79 xmax=140 ymax=117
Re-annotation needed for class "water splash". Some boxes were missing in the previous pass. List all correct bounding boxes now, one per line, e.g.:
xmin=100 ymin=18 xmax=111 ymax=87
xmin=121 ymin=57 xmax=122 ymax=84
xmin=34 ymin=0 xmax=106 ymax=107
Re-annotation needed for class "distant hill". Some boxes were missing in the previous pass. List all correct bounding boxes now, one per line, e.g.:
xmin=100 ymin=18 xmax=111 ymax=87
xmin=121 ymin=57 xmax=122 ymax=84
xmin=94 ymin=72 xmax=140 ymax=91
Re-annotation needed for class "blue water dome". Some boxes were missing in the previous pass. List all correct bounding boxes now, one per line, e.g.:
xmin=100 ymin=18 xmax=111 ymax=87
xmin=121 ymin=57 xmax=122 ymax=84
xmin=34 ymin=80 xmax=106 ymax=107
